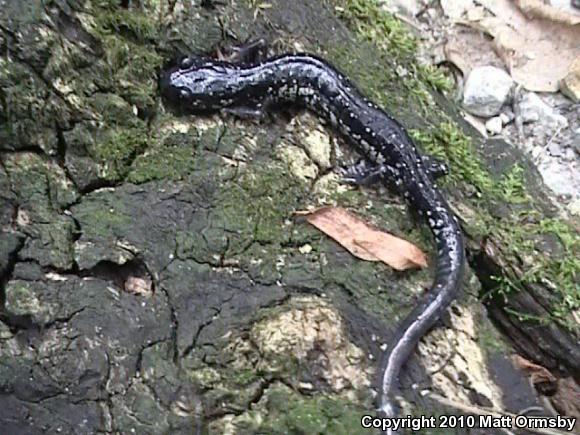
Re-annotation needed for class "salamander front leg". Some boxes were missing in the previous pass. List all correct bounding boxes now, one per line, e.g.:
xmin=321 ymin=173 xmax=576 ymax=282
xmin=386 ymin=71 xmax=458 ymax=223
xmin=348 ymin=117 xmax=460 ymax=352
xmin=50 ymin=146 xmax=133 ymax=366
xmin=337 ymin=160 xmax=405 ymax=192
xmin=221 ymin=96 xmax=277 ymax=121
xmin=221 ymin=106 xmax=266 ymax=120
xmin=218 ymin=38 xmax=269 ymax=64
xmin=338 ymin=159 xmax=383 ymax=186
xmin=422 ymin=155 xmax=449 ymax=180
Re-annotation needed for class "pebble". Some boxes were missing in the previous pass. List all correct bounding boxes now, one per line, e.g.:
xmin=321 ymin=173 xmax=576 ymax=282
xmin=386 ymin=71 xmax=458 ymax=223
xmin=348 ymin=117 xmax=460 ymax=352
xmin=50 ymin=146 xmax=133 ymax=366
xmin=463 ymin=66 xmax=514 ymax=117
xmin=378 ymin=0 xmax=422 ymax=17
xmin=485 ymin=116 xmax=503 ymax=135
xmin=499 ymin=109 xmax=514 ymax=125
xmin=547 ymin=142 xmax=565 ymax=158
xmin=568 ymin=199 xmax=580 ymax=216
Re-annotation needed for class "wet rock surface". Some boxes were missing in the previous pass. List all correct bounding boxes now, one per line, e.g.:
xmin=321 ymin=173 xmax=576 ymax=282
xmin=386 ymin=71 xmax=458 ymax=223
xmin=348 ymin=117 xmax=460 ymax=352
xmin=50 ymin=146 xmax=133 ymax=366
xmin=1 ymin=0 xmax=578 ymax=434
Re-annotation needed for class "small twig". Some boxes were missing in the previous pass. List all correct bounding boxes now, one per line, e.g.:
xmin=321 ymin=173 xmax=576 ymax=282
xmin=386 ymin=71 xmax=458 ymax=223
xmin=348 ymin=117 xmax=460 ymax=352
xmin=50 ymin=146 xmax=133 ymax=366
xmin=519 ymin=406 xmax=548 ymax=417
xmin=423 ymin=390 xmax=573 ymax=435
xmin=544 ymin=125 xmax=563 ymax=151
xmin=393 ymin=13 xmax=423 ymax=33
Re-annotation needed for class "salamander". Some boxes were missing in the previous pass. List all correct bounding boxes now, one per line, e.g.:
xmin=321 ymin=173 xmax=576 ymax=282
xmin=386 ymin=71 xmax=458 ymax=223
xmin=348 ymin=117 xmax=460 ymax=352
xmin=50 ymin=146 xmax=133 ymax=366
xmin=160 ymin=52 xmax=465 ymax=434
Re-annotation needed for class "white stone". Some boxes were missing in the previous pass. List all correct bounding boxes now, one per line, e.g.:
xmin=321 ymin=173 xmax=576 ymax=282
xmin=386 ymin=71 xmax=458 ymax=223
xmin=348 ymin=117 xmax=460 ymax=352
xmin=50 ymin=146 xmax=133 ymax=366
xmin=537 ymin=159 xmax=580 ymax=199
xmin=568 ymin=199 xmax=580 ymax=216
xmin=462 ymin=66 xmax=514 ymax=117
xmin=378 ymin=0 xmax=423 ymax=17
xmin=485 ymin=116 xmax=503 ymax=135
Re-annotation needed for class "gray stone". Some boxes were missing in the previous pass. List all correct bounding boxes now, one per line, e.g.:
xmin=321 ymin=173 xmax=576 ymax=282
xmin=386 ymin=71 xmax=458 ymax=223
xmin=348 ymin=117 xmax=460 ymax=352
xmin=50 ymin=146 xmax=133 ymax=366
xmin=463 ymin=66 xmax=514 ymax=117
xmin=547 ymin=142 xmax=565 ymax=158
xmin=517 ymin=92 xmax=568 ymax=130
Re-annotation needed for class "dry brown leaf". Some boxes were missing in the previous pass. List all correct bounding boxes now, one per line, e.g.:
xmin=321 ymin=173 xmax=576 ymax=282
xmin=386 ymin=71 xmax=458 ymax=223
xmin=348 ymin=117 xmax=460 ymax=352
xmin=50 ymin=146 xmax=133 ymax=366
xmin=124 ymin=276 xmax=153 ymax=297
xmin=444 ymin=29 xmax=504 ymax=77
xmin=512 ymin=355 xmax=580 ymax=421
xmin=515 ymin=0 xmax=580 ymax=26
xmin=467 ymin=0 xmax=580 ymax=92
xmin=511 ymin=354 xmax=557 ymax=387
xmin=302 ymin=207 xmax=428 ymax=271
xmin=560 ymin=57 xmax=580 ymax=103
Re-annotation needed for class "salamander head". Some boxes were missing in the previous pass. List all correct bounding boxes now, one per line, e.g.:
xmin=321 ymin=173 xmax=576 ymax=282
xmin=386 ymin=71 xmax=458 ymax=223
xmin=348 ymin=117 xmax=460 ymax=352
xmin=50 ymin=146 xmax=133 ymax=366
xmin=159 ymin=56 xmax=232 ymax=112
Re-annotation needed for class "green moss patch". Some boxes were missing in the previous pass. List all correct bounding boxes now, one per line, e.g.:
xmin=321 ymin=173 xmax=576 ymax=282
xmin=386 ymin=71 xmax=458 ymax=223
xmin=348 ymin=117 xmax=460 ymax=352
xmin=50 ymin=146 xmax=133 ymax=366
xmin=230 ymin=383 xmax=368 ymax=435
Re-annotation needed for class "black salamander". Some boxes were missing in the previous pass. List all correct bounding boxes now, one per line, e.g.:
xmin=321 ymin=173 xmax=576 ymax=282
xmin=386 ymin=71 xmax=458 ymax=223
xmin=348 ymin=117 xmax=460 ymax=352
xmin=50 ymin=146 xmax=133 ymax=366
xmin=160 ymin=53 xmax=465 ymax=434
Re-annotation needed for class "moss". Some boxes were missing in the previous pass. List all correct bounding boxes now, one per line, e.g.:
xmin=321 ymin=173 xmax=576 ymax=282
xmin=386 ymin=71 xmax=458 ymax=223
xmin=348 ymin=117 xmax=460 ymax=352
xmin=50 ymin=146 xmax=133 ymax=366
xmin=90 ymin=4 xmax=161 ymax=124
xmin=5 ymin=281 xmax=40 ymax=316
xmin=93 ymin=4 xmax=159 ymax=43
xmin=333 ymin=0 xmax=416 ymax=61
xmin=477 ymin=315 xmax=511 ymax=355
xmin=92 ymin=126 xmax=149 ymax=181
xmin=128 ymin=131 xmax=199 ymax=183
xmin=188 ymin=366 xmax=222 ymax=388
xmin=417 ymin=64 xmax=454 ymax=94
xmin=230 ymin=368 xmax=262 ymax=386
xmin=490 ymin=217 xmax=579 ymax=332
xmin=498 ymin=164 xmax=530 ymax=204
xmin=219 ymin=162 xmax=309 ymax=247
xmin=410 ymin=124 xmax=496 ymax=196
xmin=244 ymin=383 xmax=368 ymax=434
xmin=71 ymin=194 xmax=131 ymax=238
xmin=172 ymin=155 xmax=312 ymax=269
xmin=2 ymin=154 xmax=77 ymax=269
xmin=326 ymin=43 xmax=400 ymax=108
xmin=0 ymin=59 xmax=66 ymax=153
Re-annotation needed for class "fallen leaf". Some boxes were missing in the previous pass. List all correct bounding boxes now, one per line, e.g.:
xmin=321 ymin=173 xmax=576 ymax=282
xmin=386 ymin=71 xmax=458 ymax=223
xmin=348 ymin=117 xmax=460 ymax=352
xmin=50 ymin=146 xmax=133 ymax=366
xmin=560 ymin=57 xmax=580 ymax=103
xmin=464 ymin=0 xmax=580 ymax=92
xmin=512 ymin=355 xmax=580 ymax=420
xmin=515 ymin=0 xmax=580 ymax=26
xmin=511 ymin=354 xmax=557 ymax=389
xmin=124 ymin=276 xmax=153 ymax=297
xmin=301 ymin=207 xmax=428 ymax=271
xmin=444 ymin=29 xmax=504 ymax=77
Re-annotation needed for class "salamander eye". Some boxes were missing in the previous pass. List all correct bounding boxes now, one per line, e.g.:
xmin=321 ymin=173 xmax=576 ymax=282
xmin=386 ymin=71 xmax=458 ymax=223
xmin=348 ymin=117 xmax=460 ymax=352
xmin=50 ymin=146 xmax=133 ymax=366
xmin=180 ymin=57 xmax=194 ymax=69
